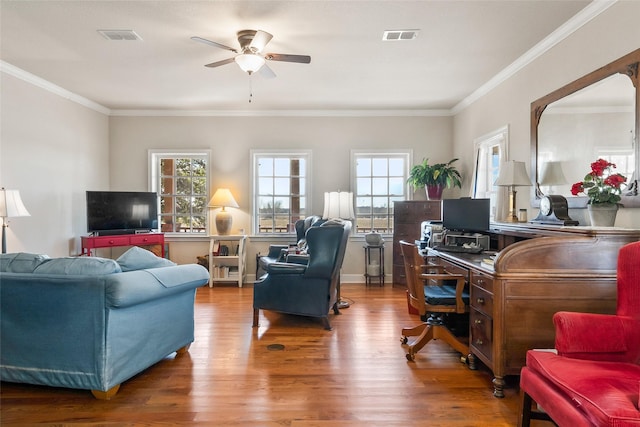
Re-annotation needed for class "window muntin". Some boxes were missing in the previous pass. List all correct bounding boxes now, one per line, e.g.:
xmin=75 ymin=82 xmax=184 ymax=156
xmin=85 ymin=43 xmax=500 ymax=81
xmin=353 ymin=151 xmax=410 ymax=234
xmin=252 ymin=150 xmax=310 ymax=234
xmin=150 ymin=151 xmax=210 ymax=234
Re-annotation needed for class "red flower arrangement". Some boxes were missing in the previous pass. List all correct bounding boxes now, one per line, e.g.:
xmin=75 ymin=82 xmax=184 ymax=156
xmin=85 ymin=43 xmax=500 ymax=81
xmin=570 ymin=159 xmax=627 ymax=205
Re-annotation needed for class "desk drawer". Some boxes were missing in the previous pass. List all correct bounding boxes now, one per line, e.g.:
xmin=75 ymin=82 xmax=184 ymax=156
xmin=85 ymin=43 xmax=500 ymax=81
xmin=470 ymin=308 xmax=492 ymax=360
xmin=439 ymin=258 xmax=469 ymax=280
xmin=95 ymin=236 xmax=130 ymax=247
xmin=130 ymin=234 xmax=163 ymax=245
xmin=471 ymin=284 xmax=493 ymax=317
xmin=471 ymin=271 xmax=494 ymax=293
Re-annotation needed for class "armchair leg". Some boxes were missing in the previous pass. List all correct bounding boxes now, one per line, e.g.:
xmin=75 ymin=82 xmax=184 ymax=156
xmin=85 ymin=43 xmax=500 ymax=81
xmin=322 ymin=317 xmax=332 ymax=330
xmin=332 ymin=302 xmax=341 ymax=315
xmin=252 ymin=308 xmax=259 ymax=327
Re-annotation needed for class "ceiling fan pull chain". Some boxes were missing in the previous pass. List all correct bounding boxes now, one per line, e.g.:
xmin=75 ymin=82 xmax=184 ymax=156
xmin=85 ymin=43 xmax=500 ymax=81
xmin=248 ymin=74 xmax=253 ymax=103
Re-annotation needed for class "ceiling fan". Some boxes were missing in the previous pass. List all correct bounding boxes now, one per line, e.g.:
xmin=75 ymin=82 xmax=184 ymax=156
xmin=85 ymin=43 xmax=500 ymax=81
xmin=191 ymin=30 xmax=311 ymax=78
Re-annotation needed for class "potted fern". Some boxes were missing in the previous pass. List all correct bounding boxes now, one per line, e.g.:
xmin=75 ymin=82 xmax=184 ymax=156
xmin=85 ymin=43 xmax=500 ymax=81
xmin=407 ymin=158 xmax=462 ymax=200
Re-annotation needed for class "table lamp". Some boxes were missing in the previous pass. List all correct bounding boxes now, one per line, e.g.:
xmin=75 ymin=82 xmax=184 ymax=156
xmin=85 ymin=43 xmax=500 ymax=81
xmin=495 ymin=161 xmax=532 ymax=222
xmin=539 ymin=161 xmax=568 ymax=195
xmin=322 ymin=191 xmax=355 ymax=309
xmin=208 ymin=188 xmax=239 ymax=235
xmin=0 ymin=188 xmax=31 ymax=254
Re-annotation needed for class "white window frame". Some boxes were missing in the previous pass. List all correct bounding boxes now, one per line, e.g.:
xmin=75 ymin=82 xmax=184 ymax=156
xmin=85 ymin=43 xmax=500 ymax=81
xmin=351 ymin=149 xmax=412 ymax=236
xmin=251 ymin=149 xmax=312 ymax=236
xmin=471 ymin=126 xmax=509 ymax=222
xmin=148 ymin=149 xmax=211 ymax=236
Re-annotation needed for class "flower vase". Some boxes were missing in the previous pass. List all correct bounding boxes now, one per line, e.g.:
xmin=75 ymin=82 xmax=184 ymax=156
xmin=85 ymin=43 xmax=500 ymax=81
xmin=425 ymin=184 xmax=444 ymax=200
xmin=587 ymin=203 xmax=618 ymax=227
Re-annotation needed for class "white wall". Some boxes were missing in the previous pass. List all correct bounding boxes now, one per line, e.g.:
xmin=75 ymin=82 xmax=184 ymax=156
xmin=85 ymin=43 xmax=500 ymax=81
xmin=453 ymin=1 xmax=640 ymax=228
xmin=0 ymin=74 xmax=110 ymax=256
xmin=108 ymin=114 xmax=454 ymax=279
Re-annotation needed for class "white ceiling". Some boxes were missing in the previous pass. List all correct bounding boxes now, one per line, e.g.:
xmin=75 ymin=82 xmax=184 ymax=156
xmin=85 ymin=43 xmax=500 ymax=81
xmin=0 ymin=0 xmax=595 ymax=113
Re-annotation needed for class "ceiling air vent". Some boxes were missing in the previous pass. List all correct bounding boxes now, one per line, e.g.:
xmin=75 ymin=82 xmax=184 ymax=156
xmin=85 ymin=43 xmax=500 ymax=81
xmin=97 ymin=30 xmax=143 ymax=41
xmin=382 ymin=30 xmax=419 ymax=41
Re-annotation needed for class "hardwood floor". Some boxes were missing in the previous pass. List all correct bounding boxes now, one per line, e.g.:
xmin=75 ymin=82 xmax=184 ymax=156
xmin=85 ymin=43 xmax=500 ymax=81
xmin=1 ymin=283 xmax=549 ymax=426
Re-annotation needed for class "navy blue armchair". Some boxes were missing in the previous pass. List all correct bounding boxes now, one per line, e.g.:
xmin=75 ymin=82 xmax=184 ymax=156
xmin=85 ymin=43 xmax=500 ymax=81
xmin=253 ymin=220 xmax=351 ymax=330
xmin=255 ymin=215 xmax=325 ymax=277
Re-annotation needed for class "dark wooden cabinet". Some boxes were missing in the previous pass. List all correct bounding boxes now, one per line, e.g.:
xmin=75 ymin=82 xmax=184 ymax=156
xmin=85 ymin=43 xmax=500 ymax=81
xmin=392 ymin=200 xmax=441 ymax=286
xmin=429 ymin=223 xmax=640 ymax=398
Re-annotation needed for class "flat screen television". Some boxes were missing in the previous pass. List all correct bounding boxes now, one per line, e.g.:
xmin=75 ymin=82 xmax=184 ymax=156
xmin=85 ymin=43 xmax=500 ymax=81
xmin=86 ymin=191 xmax=158 ymax=235
xmin=442 ymin=197 xmax=490 ymax=233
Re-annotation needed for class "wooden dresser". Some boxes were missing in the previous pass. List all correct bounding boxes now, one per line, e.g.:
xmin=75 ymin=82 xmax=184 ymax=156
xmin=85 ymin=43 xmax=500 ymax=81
xmin=392 ymin=200 xmax=441 ymax=287
xmin=427 ymin=223 xmax=640 ymax=397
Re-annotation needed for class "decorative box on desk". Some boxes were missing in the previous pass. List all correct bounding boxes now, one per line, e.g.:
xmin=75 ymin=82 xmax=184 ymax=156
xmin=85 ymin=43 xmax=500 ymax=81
xmin=81 ymin=233 xmax=165 ymax=257
xmin=208 ymin=235 xmax=247 ymax=288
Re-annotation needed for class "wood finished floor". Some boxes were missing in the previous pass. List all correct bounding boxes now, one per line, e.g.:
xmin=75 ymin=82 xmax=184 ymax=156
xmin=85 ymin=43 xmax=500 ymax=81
xmin=1 ymin=283 xmax=550 ymax=426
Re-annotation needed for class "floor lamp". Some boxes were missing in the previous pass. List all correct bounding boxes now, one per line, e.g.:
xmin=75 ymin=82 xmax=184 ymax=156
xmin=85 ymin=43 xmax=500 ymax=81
xmin=0 ymin=188 xmax=31 ymax=254
xmin=495 ymin=161 xmax=532 ymax=222
xmin=323 ymin=191 xmax=355 ymax=309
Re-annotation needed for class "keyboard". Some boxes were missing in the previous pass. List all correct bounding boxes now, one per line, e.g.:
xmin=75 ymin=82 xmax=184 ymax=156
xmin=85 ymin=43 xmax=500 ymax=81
xmin=433 ymin=245 xmax=483 ymax=254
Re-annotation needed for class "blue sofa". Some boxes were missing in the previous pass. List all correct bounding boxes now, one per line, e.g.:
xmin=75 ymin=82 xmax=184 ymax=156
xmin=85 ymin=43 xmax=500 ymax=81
xmin=0 ymin=249 xmax=209 ymax=399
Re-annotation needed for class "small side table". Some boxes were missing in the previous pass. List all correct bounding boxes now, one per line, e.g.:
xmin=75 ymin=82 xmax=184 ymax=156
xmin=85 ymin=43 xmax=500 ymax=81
xmin=364 ymin=245 xmax=384 ymax=286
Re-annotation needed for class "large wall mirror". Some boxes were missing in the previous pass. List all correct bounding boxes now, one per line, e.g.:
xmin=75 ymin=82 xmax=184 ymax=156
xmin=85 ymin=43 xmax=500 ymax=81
xmin=531 ymin=49 xmax=640 ymax=208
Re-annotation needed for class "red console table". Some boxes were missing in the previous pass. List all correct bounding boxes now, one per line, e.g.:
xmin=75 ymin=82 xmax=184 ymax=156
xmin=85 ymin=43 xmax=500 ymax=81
xmin=81 ymin=233 xmax=165 ymax=257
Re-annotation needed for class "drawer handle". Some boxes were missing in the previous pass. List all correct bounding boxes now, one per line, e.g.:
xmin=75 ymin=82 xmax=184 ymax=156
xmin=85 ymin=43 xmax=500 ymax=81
xmin=476 ymin=298 xmax=485 ymax=304
xmin=475 ymin=339 xmax=484 ymax=345
xmin=474 ymin=319 xmax=483 ymax=324
xmin=477 ymin=279 xmax=484 ymax=285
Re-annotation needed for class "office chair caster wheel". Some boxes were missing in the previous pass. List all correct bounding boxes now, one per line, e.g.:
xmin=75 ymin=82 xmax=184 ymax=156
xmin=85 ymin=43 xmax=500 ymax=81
xmin=406 ymin=352 xmax=415 ymax=362
xmin=401 ymin=336 xmax=408 ymax=344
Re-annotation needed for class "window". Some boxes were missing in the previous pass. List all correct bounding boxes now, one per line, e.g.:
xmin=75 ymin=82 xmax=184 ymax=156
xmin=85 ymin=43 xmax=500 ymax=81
xmin=252 ymin=150 xmax=311 ymax=234
xmin=471 ymin=126 xmax=508 ymax=221
xmin=352 ymin=150 xmax=411 ymax=234
xmin=149 ymin=150 xmax=210 ymax=234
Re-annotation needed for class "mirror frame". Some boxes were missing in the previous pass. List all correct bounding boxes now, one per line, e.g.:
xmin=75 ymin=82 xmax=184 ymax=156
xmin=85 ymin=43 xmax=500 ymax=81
xmin=531 ymin=48 xmax=640 ymax=208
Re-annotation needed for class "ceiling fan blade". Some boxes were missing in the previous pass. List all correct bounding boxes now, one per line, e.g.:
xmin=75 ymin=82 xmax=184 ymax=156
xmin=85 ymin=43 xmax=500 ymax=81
xmin=259 ymin=64 xmax=276 ymax=79
xmin=249 ymin=30 xmax=273 ymax=52
xmin=204 ymin=57 xmax=236 ymax=68
xmin=265 ymin=53 xmax=311 ymax=64
xmin=191 ymin=36 xmax=238 ymax=53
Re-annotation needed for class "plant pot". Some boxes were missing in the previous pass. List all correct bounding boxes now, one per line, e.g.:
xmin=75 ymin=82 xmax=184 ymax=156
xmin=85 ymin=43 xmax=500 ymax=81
xmin=587 ymin=203 xmax=618 ymax=227
xmin=425 ymin=184 xmax=444 ymax=200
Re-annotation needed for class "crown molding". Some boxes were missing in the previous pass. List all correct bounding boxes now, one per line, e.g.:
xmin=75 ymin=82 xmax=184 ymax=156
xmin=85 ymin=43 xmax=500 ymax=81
xmin=451 ymin=0 xmax=617 ymax=115
xmin=2 ymin=0 xmax=616 ymax=118
xmin=109 ymin=109 xmax=452 ymax=117
xmin=0 ymin=61 xmax=111 ymax=115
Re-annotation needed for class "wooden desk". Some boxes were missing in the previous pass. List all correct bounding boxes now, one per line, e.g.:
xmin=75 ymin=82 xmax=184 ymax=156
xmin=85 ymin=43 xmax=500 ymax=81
xmin=428 ymin=223 xmax=640 ymax=397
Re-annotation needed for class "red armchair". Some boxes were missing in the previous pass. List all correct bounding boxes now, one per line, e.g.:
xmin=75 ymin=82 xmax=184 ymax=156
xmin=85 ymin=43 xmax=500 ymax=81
xmin=519 ymin=241 xmax=640 ymax=427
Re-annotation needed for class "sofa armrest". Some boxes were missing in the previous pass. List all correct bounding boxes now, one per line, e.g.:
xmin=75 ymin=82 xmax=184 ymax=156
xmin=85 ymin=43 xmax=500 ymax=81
xmin=554 ymin=311 xmax=640 ymax=362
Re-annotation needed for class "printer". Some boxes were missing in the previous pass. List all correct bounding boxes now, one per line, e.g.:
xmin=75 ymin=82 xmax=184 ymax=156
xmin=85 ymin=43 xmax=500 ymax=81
xmin=419 ymin=221 xmax=444 ymax=249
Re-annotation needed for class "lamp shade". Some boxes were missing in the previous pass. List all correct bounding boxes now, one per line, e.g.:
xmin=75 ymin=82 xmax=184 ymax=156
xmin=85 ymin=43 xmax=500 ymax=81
xmin=495 ymin=160 xmax=532 ymax=187
xmin=234 ymin=54 xmax=265 ymax=74
xmin=539 ymin=161 xmax=568 ymax=186
xmin=0 ymin=189 xmax=30 ymax=218
xmin=323 ymin=191 xmax=355 ymax=220
xmin=208 ymin=188 xmax=239 ymax=209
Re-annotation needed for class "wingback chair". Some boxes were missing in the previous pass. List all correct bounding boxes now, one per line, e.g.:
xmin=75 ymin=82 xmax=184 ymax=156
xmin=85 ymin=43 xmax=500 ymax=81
xmin=518 ymin=240 xmax=640 ymax=427
xmin=255 ymin=215 xmax=325 ymax=277
xmin=253 ymin=220 xmax=351 ymax=330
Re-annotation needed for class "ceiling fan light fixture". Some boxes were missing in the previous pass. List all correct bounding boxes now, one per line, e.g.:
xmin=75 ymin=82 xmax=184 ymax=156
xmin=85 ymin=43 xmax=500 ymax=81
xmin=235 ymin=53 xmax=265 ymax=74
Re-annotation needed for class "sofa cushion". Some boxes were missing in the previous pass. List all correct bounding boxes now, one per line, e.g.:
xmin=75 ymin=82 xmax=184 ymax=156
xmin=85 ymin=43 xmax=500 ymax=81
xmin=116 ymin=246 xmax=176 ymax=272
xmin=0 ymin=252 xmax=49 ymax=273
xmin=526 ymin=350 xmax=640 ymax=426
xmin=33 ymin=257 xmax=122 ymax=275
